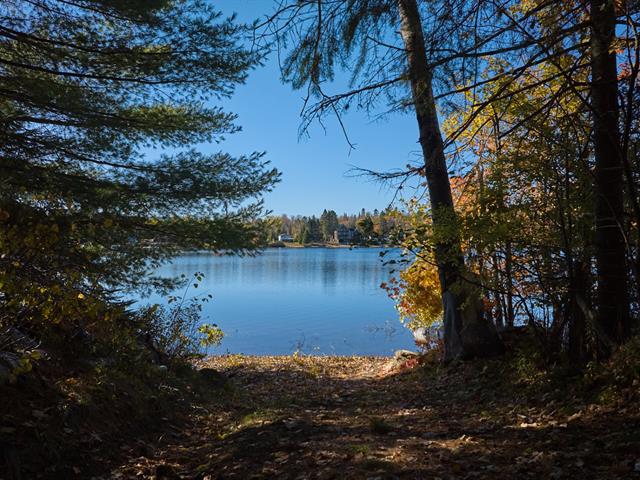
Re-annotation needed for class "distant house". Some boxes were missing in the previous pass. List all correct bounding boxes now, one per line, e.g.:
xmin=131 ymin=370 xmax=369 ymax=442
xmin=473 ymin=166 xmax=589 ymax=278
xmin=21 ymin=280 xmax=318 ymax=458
xmin=278 ymin=233 xmax=293 ymax=242
xmin=332 ymin=225 xmax=358 ymax=244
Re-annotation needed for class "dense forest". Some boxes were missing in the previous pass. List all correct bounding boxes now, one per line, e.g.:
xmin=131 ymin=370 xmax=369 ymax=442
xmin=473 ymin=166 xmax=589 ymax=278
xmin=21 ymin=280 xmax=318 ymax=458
xmin=1 ymin=0 xmax=640 ymax=478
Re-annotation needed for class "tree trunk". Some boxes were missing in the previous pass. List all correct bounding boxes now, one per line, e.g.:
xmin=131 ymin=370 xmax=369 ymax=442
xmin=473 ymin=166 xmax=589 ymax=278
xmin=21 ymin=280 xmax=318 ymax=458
xmin=505 ymin=241 xmax=515 ymax=328
xmin=494 ymin=288 xmax=505 ymax=332
xmin=590 ymin=0 xmax=630 ymax=354
xmin=568 ymin=257 xmax=590 ymax=364
xmin=397 ymin=0 xmax=502 ymax=362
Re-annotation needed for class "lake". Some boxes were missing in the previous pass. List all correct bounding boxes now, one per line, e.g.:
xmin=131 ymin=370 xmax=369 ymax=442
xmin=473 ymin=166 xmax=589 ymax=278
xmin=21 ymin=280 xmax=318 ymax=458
xmin=143 ymin=247 xmax=414 ymax=356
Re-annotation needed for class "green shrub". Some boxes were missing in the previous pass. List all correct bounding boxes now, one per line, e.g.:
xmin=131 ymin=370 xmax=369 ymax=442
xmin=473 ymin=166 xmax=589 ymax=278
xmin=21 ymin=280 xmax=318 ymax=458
xmin=136 ymin=299 xmax=223 ymax=362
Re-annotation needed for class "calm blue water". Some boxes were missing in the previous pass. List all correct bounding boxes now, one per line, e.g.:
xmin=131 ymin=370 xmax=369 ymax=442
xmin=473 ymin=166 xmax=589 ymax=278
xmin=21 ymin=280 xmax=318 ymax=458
xmin=143 ymin=248 xmax=414 ymax=356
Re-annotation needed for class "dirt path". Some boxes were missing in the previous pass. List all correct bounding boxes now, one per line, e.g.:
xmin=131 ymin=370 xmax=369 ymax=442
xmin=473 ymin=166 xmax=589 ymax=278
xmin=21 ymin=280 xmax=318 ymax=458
xmin=111 ymin=356 xmax=639 ymax=479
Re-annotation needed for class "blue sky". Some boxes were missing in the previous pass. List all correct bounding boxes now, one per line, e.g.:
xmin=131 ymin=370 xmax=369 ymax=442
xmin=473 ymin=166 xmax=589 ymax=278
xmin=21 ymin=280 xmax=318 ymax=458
xmin=213 ymin=1 xmax=421 ymax=217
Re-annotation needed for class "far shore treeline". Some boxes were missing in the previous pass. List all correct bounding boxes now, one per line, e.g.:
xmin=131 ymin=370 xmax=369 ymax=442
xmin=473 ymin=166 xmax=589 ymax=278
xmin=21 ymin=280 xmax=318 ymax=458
xmin=264 ymin=208 xmax=402 ymax=245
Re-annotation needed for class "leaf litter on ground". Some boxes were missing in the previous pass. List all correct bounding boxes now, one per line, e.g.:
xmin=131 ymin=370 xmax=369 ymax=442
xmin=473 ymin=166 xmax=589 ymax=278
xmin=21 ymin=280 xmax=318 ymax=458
xmin=104 ymin=353 xmax=640 ymax=479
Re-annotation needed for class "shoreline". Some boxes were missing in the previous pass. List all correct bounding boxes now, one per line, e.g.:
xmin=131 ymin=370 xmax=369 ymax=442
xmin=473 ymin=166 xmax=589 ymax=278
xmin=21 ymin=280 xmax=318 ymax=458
xmin=183 ymin=244 xmax=398 ymax=254
xmin=198 ymin=350 xmax=423 ymax=362
xmin=269 ymin=241 xmax=395 ymax=249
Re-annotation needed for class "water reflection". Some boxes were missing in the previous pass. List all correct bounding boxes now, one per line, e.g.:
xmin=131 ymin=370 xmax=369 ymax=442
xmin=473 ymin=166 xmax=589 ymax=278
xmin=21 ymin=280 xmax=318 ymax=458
xmin=145 ymin=248 xmax=413 ymax=356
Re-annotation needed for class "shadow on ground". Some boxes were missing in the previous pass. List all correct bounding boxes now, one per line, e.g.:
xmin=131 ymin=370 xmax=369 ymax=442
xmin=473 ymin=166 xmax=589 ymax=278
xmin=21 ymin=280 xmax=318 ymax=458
xmin=110 ymin=356 xmax=639 ymax=480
